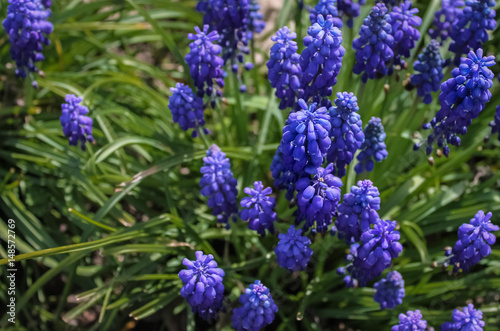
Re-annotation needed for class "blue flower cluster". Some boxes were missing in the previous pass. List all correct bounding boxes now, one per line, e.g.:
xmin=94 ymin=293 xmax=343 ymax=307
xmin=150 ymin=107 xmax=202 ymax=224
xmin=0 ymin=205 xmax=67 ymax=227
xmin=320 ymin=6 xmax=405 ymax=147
xmin=447 ymin=210 xmax=498 ymax=273
xmin=392 ymin=310 xmax=427 ymax=331
xmin=441 ymin=304 xmax=485 ymax=331
xmin=270 ymin=145 xmax=297 ymax=200
xmin=275 ymin=225 xmax=313 ymax=271
xmin=341 ymin=220 xmax=402 ymax=287
xmin=335 ymin=180 xmax=381 ymax=244
xmin=309 ymin=0 xmax=343 ymax=27
xmin=232 ymin=280 xmax=278 ymax=331
xmin=410 ymin=40 xmax=445 ymax=104
xmin=60 ymin=94 xmax=94 ymax=151
xmin=355 ymin=117 xmax=388 ymax=173
xmin=248 ymin=0 xmax=266 ymax=38
xmin=178 ymin=251 xmax=225 ymax=320
xmin=240 ymin=181 xmax=276 ymax=236
xmin=200 ymin=145 xmax=239 ymax=228
xmin=353 ymin=4 xmax=394 ymax=82
xmin=267 ymin=27 xmax=302 ymax=110
xmin=390 ymin=0 xmax=421 ymax=66
xmin=338 ymin=0 xmax=366 ymax=28
xmin=296 ymin=163 xmax=343 ymax=233
xmin=2 ymin=0 xmax=53 ymax=85
xmin=416 ymin=49 xmax=495 ymax=156
xmin=185 ymin=25 xmax=225 ymax=106
xmin=449 ymin=0 xmax=496 ymax=65
xmin=327 ymin=92 xmax=365 ymax=177
xmin=168 ymin=83 xmax=208 ymax=137
xmin=429 ymin=0 xmax=465 ymax=43
xmin=489 ymin=106 xmax=500 ymax=141
xmin=373 ymin=271 xmax=405 ymax=310
xmin=300 ymin=15 xmax=345 ymax=101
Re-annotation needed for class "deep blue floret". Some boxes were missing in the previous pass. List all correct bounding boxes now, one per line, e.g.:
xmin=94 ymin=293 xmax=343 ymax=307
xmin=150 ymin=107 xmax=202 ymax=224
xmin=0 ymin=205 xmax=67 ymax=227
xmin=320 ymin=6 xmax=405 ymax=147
xmin=240 ymin=181 xmax=276 ymax=236
xmin=374 ymin=271 xmax=405 ymax=310
xmin=60 ymin=94 xmax=94 ymax=151
xmin=390 ymin=0 xmax=421 ymax=67
xmin=296 ymin=163 xmax=343 ymax=233
xmin=200 ymin=145 xmax=239 ymax=228
xmin=309 ymin=0 xmax=343 ymax=27
xmin=353 ymin=4 xmax=394 ymax=82
xmin=275 ymin=225 xmax=313 ymax=271
xmin=2 ymin=0 xmax=53 ymax=86
xmin=410 ymin=40 xmax=445 ymax=104
xmin=355 ymin=117 xmax=388 ymax=173
xmin=327 ymin=92 xmax=365 ymax=177
xmin=416 ymin=49 xmax=495 ymax=156
xmin=489 ymin=106 xmax=500 ymax=140
xmin=300 ymin=15 xmax=345 ymax=101
xmin=178 ymin=251 xmax=225 ymax=320
xmin=340 ymin=220 xmax=402 ymax=287
xmin=247 ymin=0 xmax=266 ymax=38
xmin=338 ymin=0 xmax=365 ymax=28
xmin=447 ymin=210 xmax=498 ymax=273
xmin=232 ymin=280 xmax=278 ymax=331
xmin=392 ymin=310 xmax=427 ymax=331
xmin=429 ymin=0 xmax=465 ymax=43
xmin=185 ymin=25 xmax=225 ymax=106
xmin=169 ymin=83 xmax=208 ymax=137
xmin=267 ymin=27 xmax=302 ymax=110
xmin=441 ymin=304 xmax=485 ymax=331
xmin=335 ymin=180 xmax=380 ymax=244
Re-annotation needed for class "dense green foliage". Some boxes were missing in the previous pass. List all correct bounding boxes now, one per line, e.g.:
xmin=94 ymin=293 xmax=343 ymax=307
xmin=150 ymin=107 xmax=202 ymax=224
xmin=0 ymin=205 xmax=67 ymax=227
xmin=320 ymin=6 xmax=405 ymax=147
xmin=0 ymin=0 xmax=500 ymax=330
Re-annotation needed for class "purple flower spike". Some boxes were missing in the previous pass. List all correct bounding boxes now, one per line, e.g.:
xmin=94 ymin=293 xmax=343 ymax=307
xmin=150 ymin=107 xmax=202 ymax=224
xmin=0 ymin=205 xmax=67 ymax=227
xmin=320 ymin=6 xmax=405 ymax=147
xmin=355 ymin=117 xmax=388 ymax=173
xmin=390 ymin=0 xmax=422 ymax=67
xmin=429 ymin=0 xmax=465 ymax=43
xmin=392 ymin=310 xmax=427 ymax=331
xmin=309 ymin=0 xmax=343 ymax=27
xmin=374 ymin=271 xmax=405 ymax=310
xmin=169 ymin=83 xmax=208 ymax=137
xmin=240 ymin=181 xmax=276 ymax=236
xmin=410 ymin=40 xmax=445 ymax=104
xmin=60 ymin=95 xmax=94 ymax=151
xmin=275 ymin=225 xmax=313 ymax=271
xmin=441 ymin=304 xmax=485 ymax=331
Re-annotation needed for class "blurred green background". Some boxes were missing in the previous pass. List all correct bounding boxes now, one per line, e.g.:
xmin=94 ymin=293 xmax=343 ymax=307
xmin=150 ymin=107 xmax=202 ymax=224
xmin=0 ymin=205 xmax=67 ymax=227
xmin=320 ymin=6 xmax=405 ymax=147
xmin=0 ymin=0 xmax=500 ymax=330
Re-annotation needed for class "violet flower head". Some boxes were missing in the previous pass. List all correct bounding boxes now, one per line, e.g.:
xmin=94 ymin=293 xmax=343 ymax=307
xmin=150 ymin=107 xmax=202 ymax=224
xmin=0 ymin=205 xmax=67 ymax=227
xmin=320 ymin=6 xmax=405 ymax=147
xmin=416 ymin=49 xmax=495 ymax=156
xmin=410 ymin=40 xmax=445 ymax=104
xmin=327 ymin=92 xmax=365 ymax=177
xmin=200 ymin=145 xmax=239 ymax=228
xmin=429 ymin=0 xmax=465 ymax=43
xmin=447 ymin=210 xmax=498 ymax=273
xmin=240 ymin=181 xmax=276 ymax=236
xmin=185 ymin=25 xmax=225 ymax=106
xmin=275 ymin=225 xmax=313 ymax=271
xmin=267 ymin=27 xmax=302 ymax=110
xmin=2 ymin=0 xmax=53 ymax=85
xmin=60 ymin=94 xmax=94 ymax=151
xmin=309 ymin=0 xmax=343 ymax=27
xmin=338 ymin=0 xmax=365 ymax=28
xmin=390 ymin=0 xmax=422 ymax=66
xmin=248 ymin=0 xmax=266 ymax=38
xmin=178 ymin=251 xmax=225 ymax=320
xmin=296 ymin=163 xmax=343 ymax=233
xmin=353 ymin=4 xmax=394 ymax=82
xmin=392 ymin=310 xmax=427 ymax=331
xmin=335 ymin=180 xmax=381 ymax=244
xmin=169 ymin=83 xmax=208 ymax=137
xmin=441 ymin=304 xmax=485 ymax=331
xmin=270 ymin=145 xmax=298 ymax=201
xmin=373 ymin=271 xmax=405 ymax=310
xmin=232 ymin=280 xmax=278 ymax=331
xmin=355 ymin=117 xmax=388 ymax=173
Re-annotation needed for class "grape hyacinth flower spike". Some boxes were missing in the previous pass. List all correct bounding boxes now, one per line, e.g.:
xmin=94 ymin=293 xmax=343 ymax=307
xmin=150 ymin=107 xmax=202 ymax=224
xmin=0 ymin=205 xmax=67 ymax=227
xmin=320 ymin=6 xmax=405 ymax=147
xmin=300 ymin=14 xmax=345 ymax=102
xmin=429 ymin=0 xmax=465 ymax=43
xmin=327 ymin=92 xmax=365 ymax=177
xmin=275 ymin=225 xmax=313 ymax=271
xmin=445 ymin=210 xmax=498 ymax=273
xmin=2 ymin=0 xmax=53 ymax=86
xmin=178 ymin=251 xmax=225 ymax=321
xmin=416 ymin=49 xmax=495 ymax=157
xmin=200 ymin=145 xmax=239 ymax=228
xmin=247 ymin=0 xmax=266 ymax=38
xmin=441 ymin=304 xmax=485 ymax=331
xmin=267 ymin=27 xmax=302 ymax=110
xmin=60 ymin=95 xmax=94 ymax=151
xmin=168 ymin=83 xmax=208 ymax=137
xmin=338 ymin=0 xmax=365 ymax=28
xmin=390 ymin=0 xmax=421 ymax=67
xmin=309 ymin=0 xmax=343 ymax=27
xmin=355 ymin=117 xmax=388 ymax=173
xmin=410 ymin=40 xmax=445 ymax=104
xmin=373 ymin=271 xmax=405 ymax=310
xmin=489 ymin=106 xmax=500 ymax=141
xmin=334 ymin=180 xmax=381 ymax=244
xmin=392 ymin=310 xmax=427 ymax=331
xmin=232 ymin=280 xmax=278 ymax=331
xmin=449 ymin=0 xmax=496 ymax=65
xmin=353 ymin=4 xmax=394 ymax=82
xmin=296 ymin=163 xmax=343 ymax=233
xmin=185 ymin=25 xmax=225 ymax=107
xmin=240 ymin=181 xmax=277 ymax=236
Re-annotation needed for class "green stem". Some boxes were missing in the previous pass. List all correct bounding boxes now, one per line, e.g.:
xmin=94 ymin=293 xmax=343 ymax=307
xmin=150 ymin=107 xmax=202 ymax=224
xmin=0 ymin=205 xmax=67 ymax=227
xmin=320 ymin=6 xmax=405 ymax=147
xmin=196 ymin=126 xmax=211 ymax=149
xmin=229 ymin=72 xmax=248 ymax=144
